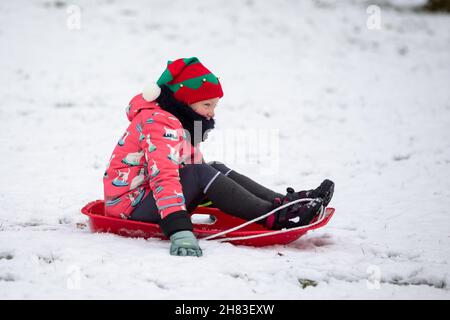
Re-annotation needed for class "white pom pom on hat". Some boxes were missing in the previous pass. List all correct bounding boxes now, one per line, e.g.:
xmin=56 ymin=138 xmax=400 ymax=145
xmin=142 ymin=82 xmax=161 ymax=102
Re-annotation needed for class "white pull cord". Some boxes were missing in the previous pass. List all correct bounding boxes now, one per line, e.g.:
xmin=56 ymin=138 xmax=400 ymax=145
xmin=207 ymin=206 xmax=329 ymax=243
xmin=203 ymin=198 xmax=321 ymax=241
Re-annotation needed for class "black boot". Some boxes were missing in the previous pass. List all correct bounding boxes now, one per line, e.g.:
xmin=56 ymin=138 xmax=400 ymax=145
xmin=297 ymin=179 xmax=335 ymax=207
xmin=265 ymin=188 xmax=323 ymax=230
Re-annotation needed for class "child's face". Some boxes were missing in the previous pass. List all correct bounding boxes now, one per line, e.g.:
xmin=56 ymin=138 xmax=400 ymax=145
xmin=189 ymin=98 xmax=219 ymax=120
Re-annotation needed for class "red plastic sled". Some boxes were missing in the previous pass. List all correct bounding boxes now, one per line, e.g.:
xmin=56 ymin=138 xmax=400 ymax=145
xmin=81 ymin=200 xmax=335 ymax=247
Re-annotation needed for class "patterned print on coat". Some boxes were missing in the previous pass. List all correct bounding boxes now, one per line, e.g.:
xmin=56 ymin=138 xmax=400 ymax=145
xmin=136 ymin=123 xmax=145 ymax=142
xmin=104 ymin=154 xmax=115 ymax=178
xmin=118 ymin=131 xmax=130 ymax=146
xmin=105 ymin=197 xmax=121 ymax=207
xmin=163 ymin=127 xmax=179 ymax=141
xmin=146 ymin=134 xmax=157 ymax=153
xmin=149 ymin=159 xmax=160 ymax=179
xmin=167 ymin=144 xmax=180 ymax=165
xmin=121 ymin=150 xmax=144 ymax=166
xmin=130 ymin=168 xmax=145 ymax=190
xmin=112 ymin=168 xmax=131 ymax=187
xmin=128 ymin=187 xmax=145 ymax=207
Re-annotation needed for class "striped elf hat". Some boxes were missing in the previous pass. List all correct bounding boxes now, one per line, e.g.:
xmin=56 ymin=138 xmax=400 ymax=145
xmin=142 ymin=57 xmax=223 ymax=104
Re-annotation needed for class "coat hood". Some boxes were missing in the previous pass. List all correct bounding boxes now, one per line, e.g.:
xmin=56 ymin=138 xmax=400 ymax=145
xmin=126 ymin=94 xmax=160 ymax=122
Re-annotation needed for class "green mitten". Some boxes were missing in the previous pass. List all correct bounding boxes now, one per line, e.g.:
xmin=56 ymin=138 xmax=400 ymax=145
xmin=169 ymin=230 xmax=203 ymax=257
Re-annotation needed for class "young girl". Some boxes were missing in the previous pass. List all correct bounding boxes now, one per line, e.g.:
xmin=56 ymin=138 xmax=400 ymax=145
xmin=103 ymin=57 xmax=334 ymax=257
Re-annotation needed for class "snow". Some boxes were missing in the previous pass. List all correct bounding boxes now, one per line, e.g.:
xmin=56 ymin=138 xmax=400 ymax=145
xmin=1 ymin=0 xmax=449 ymax=299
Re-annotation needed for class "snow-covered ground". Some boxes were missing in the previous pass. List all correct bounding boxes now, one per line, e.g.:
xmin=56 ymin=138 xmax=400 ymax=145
xmin=1 ymin=0 xmax=449 ymax=299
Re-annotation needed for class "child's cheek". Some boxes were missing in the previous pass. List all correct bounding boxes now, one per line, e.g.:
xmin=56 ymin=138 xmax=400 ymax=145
xmin=197 ymin=108 xmax=207 ymax=116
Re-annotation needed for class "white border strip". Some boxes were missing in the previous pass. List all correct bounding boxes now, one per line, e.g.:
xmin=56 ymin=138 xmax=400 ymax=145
xmin=203 ymin=171 xmax=221 ymax=193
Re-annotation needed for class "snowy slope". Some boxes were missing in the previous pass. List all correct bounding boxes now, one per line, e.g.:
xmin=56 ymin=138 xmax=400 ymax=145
xmin=0 ymin=0 xmax=449 ymax=299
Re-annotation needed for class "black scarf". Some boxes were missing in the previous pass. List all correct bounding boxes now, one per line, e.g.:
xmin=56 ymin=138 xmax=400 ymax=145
xmin=156 ymin=85 xmax=215 ymax=146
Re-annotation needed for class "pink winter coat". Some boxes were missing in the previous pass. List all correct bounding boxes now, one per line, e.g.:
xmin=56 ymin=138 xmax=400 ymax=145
xmin=103 ymin=93 xmax=203 ymax=220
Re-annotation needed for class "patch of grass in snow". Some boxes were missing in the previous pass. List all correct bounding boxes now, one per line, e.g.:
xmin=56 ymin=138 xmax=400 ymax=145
xmin=384 ymin=277 xmax=447 ymax=289
xmin=0 ymin=274 xmax=15 ymax=282
xmin=42 ymin=0 xmax=66 ymax=9
xmin=298 ymin=278 xmax=318 ymax=289
xmin=145 ymin=279 xmax=169 ymax=290
xmin=228 ymin=272 xmax=256 ymax=284
xmin=18 ymin=221 xmax=43 ymax=227
xmin=38 ymin=253 xmax=60 ymax=264
xmin=76 ymin=222 xmax=87 ymax=230
xmin=54 ymin=102 xmax=75 ymax=108
xmin=0 ymin=252 xmax=14 ymax=260
xmin=392 ymin=154 xmax=411 ymax=161
xmin=312 ymin=0 xmax=337 ymax=9
xmin=58 ymin=217 xmax=71 ymax=224
xmin=229 ymin=272 xmax=248 ymax=279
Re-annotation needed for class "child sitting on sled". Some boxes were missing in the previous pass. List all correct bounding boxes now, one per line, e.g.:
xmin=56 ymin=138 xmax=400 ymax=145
xmin=103 ymin=57 xmax=334 ymax=257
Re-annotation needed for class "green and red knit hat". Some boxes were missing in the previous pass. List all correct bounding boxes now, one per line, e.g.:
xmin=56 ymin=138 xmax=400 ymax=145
xmin=142 ymin=57 xmax=223 ymax=104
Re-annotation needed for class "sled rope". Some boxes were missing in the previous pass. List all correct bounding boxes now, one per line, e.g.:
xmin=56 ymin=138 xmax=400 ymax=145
xmin=207 ymin=207 xmax=328 ymax=242
xmin=203 ymin=198 xmax=327 ymax=242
